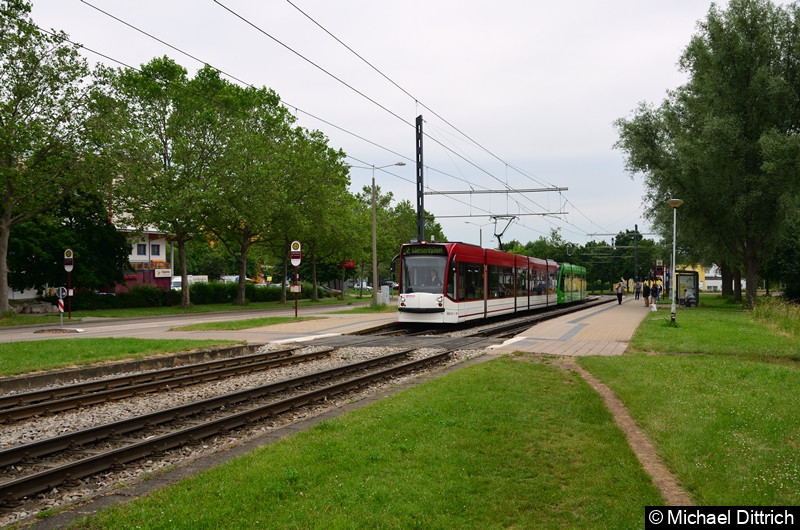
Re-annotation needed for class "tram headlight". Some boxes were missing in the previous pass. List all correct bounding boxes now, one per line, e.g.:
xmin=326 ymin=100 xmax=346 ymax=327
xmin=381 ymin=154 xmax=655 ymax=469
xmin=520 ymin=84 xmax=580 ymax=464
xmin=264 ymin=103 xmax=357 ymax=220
xmin=436 ymin=295 xmax=443 ymax=307
xmin=399 ymin=295 xmax=406 ymax=307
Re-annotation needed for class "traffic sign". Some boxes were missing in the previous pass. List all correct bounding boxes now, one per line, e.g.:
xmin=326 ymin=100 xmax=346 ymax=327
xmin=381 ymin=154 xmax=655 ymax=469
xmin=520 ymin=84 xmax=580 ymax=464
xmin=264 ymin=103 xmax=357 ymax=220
xmin=290 ymin=240 xmax=302 ymax=267
xmin=56 ymin=286 xmax=67 ymax=299
xmin=57 ymin=299 xmax=64 ymax=313
xmin=64 ymin=248 xmax=74 ymax=272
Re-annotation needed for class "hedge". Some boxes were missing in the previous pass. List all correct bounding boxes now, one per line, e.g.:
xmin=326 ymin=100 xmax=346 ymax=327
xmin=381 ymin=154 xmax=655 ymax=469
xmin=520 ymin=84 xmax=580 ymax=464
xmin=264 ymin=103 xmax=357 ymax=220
xmin=41 ymin=282 xmax=328 ymax=310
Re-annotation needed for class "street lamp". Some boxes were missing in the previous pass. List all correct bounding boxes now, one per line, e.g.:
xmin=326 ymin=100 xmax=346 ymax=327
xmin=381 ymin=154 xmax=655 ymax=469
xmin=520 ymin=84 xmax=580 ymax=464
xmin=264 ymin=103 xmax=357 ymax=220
xmin=667 ymin=198 xmax=683 ymax=323
xmin=346 ymin=161 xmax=406 ymax=306
xmin=464 ymin=220 xmax=493 ymax=247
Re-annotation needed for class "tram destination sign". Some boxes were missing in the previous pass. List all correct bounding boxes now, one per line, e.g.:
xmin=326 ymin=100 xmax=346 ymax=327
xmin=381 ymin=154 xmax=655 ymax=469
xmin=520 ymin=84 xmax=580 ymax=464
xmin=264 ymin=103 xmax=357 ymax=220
xmin=403 ymin=245 xmax=446 ymax=256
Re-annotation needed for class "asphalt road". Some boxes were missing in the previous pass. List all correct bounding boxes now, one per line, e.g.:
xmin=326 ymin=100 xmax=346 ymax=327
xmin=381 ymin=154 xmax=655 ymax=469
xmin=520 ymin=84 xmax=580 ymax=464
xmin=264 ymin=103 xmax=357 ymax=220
xmin=0 ymin=303 xmax=397 ymax=344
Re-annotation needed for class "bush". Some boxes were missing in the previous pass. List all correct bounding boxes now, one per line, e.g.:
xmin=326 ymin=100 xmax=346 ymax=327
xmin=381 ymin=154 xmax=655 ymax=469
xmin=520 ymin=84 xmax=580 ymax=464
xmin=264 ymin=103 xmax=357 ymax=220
xmin=190 ymin=282 xmax=236 ymax=305
xmin=44 ymin=285 xmax=180 ymax=311
xmin=39 ymin=282 xmax=329 ymax=310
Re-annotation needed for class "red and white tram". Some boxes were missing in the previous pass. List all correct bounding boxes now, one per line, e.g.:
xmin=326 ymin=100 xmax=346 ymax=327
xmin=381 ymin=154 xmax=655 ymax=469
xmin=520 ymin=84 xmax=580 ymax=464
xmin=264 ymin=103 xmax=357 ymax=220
xmin=397 ymin=241 xmax=560 ymax=324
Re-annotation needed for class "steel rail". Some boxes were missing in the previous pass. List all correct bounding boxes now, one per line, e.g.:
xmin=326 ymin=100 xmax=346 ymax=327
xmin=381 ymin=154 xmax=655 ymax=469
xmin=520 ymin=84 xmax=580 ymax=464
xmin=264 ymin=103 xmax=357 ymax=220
xmin=0 ymin=347 xmax=447 ymax=506
xmin=0 ymin=347 xmax=415 ymax=469
xmin=0 ymin=348 xmax=335 ymax=424
xmin=0 ymin=347 xmax=300 ymax=411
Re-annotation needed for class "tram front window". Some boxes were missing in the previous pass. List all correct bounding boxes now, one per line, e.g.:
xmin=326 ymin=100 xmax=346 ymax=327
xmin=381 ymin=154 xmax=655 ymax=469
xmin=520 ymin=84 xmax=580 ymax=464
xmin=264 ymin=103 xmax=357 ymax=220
xmin=402 ymin=255 xmax=447 ymax=294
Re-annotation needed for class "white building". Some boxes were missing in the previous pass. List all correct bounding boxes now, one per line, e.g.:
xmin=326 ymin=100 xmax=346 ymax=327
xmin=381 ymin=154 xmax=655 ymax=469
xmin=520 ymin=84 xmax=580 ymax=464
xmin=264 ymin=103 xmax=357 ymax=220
xmin=119 ymin=228 xmax=172 ymax=292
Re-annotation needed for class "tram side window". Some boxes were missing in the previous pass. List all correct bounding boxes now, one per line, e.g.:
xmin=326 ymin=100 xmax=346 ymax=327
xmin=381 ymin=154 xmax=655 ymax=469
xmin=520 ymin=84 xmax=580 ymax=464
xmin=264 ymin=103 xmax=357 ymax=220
xmin=516 ymin=268 xmax=527 ymax=296
xmin=489 ymin=265 xmax=514 ymax=298
xmin=503 ymin=266 xmax=514 ymax=296
xmin=447 ymin=256 xmax=456 ymax=299
xmin=457 ymin=262 xmax=482 ymax=300
xmin=532 ymin=269 xmax=546 ymax=295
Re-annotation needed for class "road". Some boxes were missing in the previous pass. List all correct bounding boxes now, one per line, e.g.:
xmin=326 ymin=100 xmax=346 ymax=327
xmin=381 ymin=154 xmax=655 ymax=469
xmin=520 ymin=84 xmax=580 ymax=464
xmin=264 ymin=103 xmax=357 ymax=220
xmin=0 ymin=303 xmax=398 ymax=344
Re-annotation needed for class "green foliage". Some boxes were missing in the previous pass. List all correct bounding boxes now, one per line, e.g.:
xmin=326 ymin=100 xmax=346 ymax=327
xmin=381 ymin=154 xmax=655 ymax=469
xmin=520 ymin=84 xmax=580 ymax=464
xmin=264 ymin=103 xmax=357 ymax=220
xmin=79 ymin=358 xmax=662 ymax=528
xmin=43 ymin=285 xmax=181 ymax=310
xmin=188 ymin=282 xmax=324 ymax=305
xmin=0 ymin=338 xmax=237 ymax=377
xmin=0 ymin=0 xmax=97 ymax=311
xmin=8 ymin=191 xmax=129 ymax=292
xmin=752 ymin=295 xmax=800 ymax=337
xmin=615 ymin=0 xmax=800 ymax=308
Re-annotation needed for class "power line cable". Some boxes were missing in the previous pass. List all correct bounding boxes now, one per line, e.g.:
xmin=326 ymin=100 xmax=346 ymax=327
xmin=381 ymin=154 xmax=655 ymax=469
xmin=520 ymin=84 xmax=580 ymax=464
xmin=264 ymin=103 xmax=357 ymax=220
xmin=71 ymin=1 xmax=610 ymax=241
xmin=284 ymin=0 xmax=559 ymax=191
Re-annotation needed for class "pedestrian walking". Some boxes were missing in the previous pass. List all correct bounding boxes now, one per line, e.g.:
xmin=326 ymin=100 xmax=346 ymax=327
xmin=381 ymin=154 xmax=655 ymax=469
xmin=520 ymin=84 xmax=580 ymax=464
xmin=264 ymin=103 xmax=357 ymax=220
xmin=643 ymin=281 xmax=651 ymax=307
xmin=616 ymin=281 xmax=625 ymax=305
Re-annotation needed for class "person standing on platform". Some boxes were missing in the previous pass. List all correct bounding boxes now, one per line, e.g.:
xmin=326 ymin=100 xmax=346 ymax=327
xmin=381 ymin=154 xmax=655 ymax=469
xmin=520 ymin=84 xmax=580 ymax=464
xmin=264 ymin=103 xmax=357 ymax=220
xmin=643 ymin=281 xmax=651 ymax=307
xmin=616 ymin=281 xmax=625 ymax=305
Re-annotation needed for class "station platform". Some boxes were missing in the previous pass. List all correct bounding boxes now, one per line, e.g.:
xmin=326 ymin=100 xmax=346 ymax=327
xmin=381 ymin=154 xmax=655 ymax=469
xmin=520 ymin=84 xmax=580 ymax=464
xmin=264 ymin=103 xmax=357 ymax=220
xmin=488 ymin=296 xmax=651 ymax=356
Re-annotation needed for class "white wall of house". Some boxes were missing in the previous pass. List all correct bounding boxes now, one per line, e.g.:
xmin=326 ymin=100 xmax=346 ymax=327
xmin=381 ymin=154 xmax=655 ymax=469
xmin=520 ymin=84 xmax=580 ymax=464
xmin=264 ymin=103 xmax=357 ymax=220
xmin=704 ymin=264 xmax=746 ymax=292
xmin=127 ymin=233 xmax=169 ymax=267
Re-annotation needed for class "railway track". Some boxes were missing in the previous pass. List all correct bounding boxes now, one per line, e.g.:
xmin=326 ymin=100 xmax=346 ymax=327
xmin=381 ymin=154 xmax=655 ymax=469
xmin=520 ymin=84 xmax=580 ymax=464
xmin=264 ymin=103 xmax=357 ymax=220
xmin=0 ymin=346 xmax=457 ymax=507
xmin=0 ymin=346 xmax=333 ymax=423
xmin=0 ymin=300 xmax=609 ymax=521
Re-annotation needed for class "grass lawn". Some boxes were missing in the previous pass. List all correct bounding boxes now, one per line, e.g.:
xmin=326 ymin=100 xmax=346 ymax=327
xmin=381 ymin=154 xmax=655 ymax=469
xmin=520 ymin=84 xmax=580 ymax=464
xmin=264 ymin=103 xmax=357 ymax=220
xmin=171 ymin=316 xmax=324 ymax=331
xmin=0 ymin=338 xmax=239 ymax=377
xmin=15 ymin=293 xmax=800 ymax=526
xmin=580 ymin=354 xmax=800 ymax=505
xmin=629 ymin=296 xmax=800 ymax=361
xmin=71 ymin=357 xmax=664 ymax=529
xmin=580 ymin=294 xmax=800 ymax=506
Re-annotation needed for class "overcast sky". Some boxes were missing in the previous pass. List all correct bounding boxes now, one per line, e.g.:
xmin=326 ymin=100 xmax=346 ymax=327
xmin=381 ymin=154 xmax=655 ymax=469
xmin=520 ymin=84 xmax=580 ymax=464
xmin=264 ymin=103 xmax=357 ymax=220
xmin=29 ymin=0 xmax=788 ymax=248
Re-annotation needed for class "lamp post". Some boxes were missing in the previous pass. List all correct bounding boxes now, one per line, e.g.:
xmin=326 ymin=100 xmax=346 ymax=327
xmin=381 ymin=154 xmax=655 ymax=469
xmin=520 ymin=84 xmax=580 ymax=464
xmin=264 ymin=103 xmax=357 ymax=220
xmin=667 ymin=198 xmax=683 ymax=323
xmin=464 ymin=220 xmax=492 ymax=247
xmin=346 ymin=161 xmax=405 ymax=306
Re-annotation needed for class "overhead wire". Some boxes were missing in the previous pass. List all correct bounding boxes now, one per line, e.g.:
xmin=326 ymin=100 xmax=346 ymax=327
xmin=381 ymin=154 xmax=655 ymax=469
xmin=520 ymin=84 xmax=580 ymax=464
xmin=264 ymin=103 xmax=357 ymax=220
xmin=65 ymin=1 xmax=499 ymax=224
xmin=279 ymin=0 xmax=609 ymax=237
xmin=284 ymin=0 xmax=560 ymax=191
xmin=74 ymin=1 xmax=514 ymax=207
xmin=73 ymin=0 xmax=609 ymax=241
xmin=211 ymin=1 xmax=551 ymax=207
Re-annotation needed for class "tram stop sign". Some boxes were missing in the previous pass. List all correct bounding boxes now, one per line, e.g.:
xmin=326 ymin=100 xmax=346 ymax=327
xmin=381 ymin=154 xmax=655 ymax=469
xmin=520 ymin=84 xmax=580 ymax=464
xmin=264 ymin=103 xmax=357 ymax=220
xmin=64 ymin=248 xmax=74 ymax=272
xmin=290 ymin=240 xmax=302 ymax=267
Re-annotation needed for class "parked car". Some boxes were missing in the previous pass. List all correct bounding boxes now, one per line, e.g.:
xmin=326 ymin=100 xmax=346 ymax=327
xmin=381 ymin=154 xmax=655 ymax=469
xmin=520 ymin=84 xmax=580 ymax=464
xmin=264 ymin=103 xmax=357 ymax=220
xmin=353 ymin=282 xmax=372 ymax=291
xmin=381 ymin=280 xmax=398 ymax=289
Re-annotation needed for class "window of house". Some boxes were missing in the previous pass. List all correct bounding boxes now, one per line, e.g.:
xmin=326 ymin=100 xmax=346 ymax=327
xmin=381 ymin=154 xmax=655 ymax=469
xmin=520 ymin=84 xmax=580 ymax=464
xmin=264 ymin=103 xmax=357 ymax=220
xmin=151 ymin=243 xmax=161 ymax=257
xmin=136 ymin=243 xmax=147 ymax=256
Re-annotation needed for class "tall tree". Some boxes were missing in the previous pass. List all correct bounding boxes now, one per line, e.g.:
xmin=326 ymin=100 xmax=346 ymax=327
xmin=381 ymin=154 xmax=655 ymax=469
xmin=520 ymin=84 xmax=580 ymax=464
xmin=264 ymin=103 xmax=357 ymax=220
xmin=0 ymin=0 xmax=96 ymax=312
xmin=108 ymin=58 xmax=234 ymax=308
xmin=8 ymin=191 xmax=129 ymax=292
xmin=208 ymin=84 xmax=296 ymax=305
xmin=615 ymin=0 xmax=800 ymax=308
xmin=277 ymin=128 xmax=349 ymax=301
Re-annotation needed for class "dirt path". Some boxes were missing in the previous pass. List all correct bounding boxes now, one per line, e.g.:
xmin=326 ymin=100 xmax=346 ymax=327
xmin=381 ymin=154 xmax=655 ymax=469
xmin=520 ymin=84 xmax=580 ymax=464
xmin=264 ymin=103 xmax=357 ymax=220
xmin=553 ymin=356 xmax=694 ymax=506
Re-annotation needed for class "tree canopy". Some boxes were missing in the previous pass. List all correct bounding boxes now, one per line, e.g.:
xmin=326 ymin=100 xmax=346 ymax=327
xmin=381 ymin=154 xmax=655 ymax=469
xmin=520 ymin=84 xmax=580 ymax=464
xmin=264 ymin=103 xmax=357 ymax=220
xmin=0 ymin=0 xmax=98 ymax=311
xmin=615 ymin=0 xmax=800 ymax=308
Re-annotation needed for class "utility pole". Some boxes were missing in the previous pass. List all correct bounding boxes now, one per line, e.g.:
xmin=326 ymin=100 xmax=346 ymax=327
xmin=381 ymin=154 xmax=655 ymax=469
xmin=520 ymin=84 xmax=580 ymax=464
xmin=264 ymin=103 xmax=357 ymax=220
xmin=415 ymin=115 xmax=425 ymax=242
xmin=634 ymin=224 xmax=639 ymax=282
